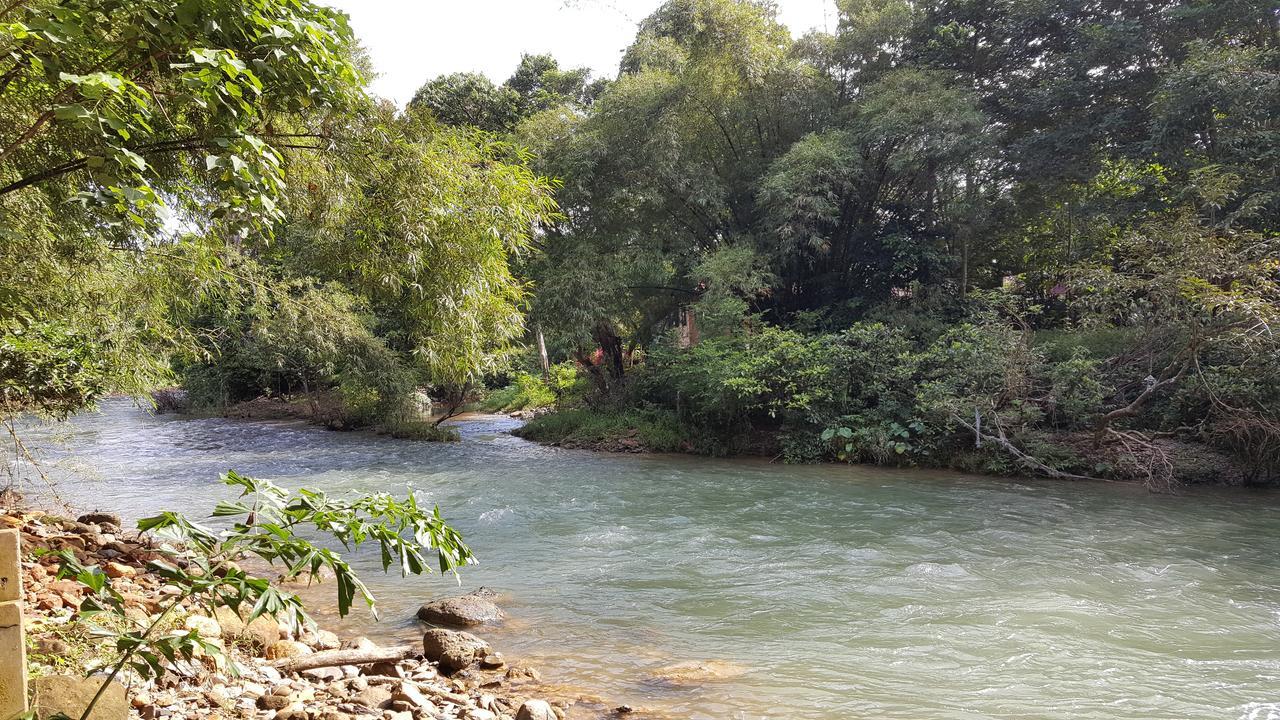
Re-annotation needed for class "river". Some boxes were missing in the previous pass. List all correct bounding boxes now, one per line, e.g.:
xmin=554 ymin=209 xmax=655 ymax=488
xmin=15 ymin=399 xmax=1280 ymax=719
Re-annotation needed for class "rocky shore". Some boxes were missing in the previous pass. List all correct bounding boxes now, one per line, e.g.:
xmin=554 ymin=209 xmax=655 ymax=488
xmin=8 ymin=508 xmax=615 ymax=720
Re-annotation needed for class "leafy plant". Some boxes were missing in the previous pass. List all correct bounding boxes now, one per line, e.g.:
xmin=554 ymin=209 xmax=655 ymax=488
xmin=46 ymin=470 xmax=473 ymax=720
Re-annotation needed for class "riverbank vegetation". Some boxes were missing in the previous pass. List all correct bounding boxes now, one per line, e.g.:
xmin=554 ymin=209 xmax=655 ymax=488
xmin=3 ymin=0 xmax=1277 ymax=490
xmin=469 ymin=0 xmax=1279 ymax=488
xmin=0 ymin=0 xmax=556 ymax=440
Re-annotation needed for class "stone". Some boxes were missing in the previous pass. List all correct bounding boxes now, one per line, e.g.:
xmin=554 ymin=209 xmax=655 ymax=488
xmin=351 ymin=685 xmax=393 ymax=711
xmin=265 ymin=639 xmax=312 ymax=660
xmin=362 ymin=661 xmax=403 ymax=678
xmin=76 ymin=512 xmax=121 ymax=528
xmin=479 ymin=653 xmax=505 ymax=669
xmin=183 ymin=614 xmax=222 ymax=640
xmin=301 ymin=666 xmax=345 ymax=683
xmin=345 ymin=635 xmax=379 ymax=651
xmin=504 ymin=665 xmax=540 ymax=683
xmin=103 ymin=561 xmax=136 ymax=579
xmin=243 ymin=614 xmax=283 ymax=648
xmin=422 ymin=628 xmax=491 ymax=675
xmin=514 ymin=700 xmax=555 ymax=720
xmin=648 ymin=659 xmax=747 ymax=685
xmin=302 ymin=628 xmax=342 ymax=650
xmin=465 ymin=710 xmax=497 ymax=720
xmin=275 ymin=702 xmax=309 ymax=720
xmin=389 ymin=682 xmax=432 ymax=709
xmin=416 ymin=591 xmax=503 ymax=628
xmin=256 ymin=693 xmax=294 ymax=710
xmin=33 ymin=675 xmax=129 ymax=720
xmin=33 ymin=634 xmax=70 ymax=655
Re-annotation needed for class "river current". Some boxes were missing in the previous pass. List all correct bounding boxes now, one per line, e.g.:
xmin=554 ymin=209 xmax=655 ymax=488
xmin=16 ymin=399 xmax=1280 ymax=719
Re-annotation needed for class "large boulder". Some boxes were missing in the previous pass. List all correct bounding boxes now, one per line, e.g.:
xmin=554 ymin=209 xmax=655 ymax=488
xmin=416 ymin=589 xmax=503 ymax=627
xmin=421 ymin=628 xmax=490 ymax=674
xmin=33 ymin=675 xmax=128 ymax=720
xmin=515 ymin=699 xmax=556 ymax=720
xmin=76 ymin=512 xmax=121 ymax=529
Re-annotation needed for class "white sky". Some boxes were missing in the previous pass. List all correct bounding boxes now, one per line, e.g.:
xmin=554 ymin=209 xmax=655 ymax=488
xmin=323 ymin=0 xmax=837 ymax=106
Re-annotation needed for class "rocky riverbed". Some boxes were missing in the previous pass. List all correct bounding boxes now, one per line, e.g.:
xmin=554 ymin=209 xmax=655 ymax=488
xmin=7 ymin=508 xmax=631 ymax=720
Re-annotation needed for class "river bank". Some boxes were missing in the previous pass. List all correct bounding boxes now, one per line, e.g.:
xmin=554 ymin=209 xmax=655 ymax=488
xmin=511 ymin=407 xmax=1255 ymax=488
xmin=8 ymin=505 xmax=615 ymax=720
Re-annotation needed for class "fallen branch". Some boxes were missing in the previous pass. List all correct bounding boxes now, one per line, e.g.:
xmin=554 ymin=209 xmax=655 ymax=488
xmin=273 ymin=645 xmax=417 ymax=673
xmin=952 ymin=414 xmax=1104 ymax=482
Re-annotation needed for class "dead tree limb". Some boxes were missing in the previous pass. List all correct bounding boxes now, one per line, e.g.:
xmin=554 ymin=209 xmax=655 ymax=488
xmin=1091 ymin=359 xmax=1189 ymax=448
xmin=952 ymin=414 xmax=1104 ymax=482
xmin=273 ymin=645 xmax=417 ymax=673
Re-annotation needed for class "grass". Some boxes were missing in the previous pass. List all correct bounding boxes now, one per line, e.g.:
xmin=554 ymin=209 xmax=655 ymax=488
xmin=514 ymin=406 xmax=688 ymax=452
xmin=381 ymin=417 xmax=460 ymax=442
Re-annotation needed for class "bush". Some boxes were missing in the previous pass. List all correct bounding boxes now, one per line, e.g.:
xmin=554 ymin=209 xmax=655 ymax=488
xmin=383 ymin=418 xmax=461 ymax=442
xmin=478 ymin=362 xmax=585 ymax=412
xmin=514 ymin=405 xmax=687 ymax=452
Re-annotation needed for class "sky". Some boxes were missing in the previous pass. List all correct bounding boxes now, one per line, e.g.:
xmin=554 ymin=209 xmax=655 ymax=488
xmin=323 ymin=0 xmax=836 ymax=106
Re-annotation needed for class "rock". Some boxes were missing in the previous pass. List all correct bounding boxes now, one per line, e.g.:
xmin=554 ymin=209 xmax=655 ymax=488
xmin=265 ymin=640 xmax=312 ymax=660
xmin=301 ymin=666 xmax=345 ymax=683
xmin=302 ymin=628 xmax=342 ymax=650
xmin=504 ymin=665 xmax=541 ymax=683
xmin=465 ymin=710 xmax=497 ymax=720
xmin=351 ymin=685 xmax=393 ymax=710
xmin=479 ymin=653 xmax=505 ymax=669
xmin=416 ymin=591 xmax=503 ymax=627
xmin=239 ymin=682 xmax=268 ymax=698
xmin=103 ymin=561 xmax=136 ymax=579
xmin=33 ymin=675 xmax=129 ymax=720
xmin=32 ymin=635 xmax=71 ymax=655
xmin=344 ymin=636 xmax=379 ymax=651
xmin=256 ymin=693 xmax=295 ymax=710
xmin=275 ymin=702 xmax=309 ymax=720
xmin=204 ymin=687 xmax=234 ymax=710
xmin=390 ymin=682 xmax=433 ymax=709
xmin=422 ymin=629 xmax=491 ymax=674
xmin=183 ymin=614 xmax=222 ymax=640
xmin=243 ymin=614 xmax=283 ymax=649
xmin=515 ymin=700 xmax=556 ymax=720
xmin=362 ymin=661 xmax=404 ymax=678
xmin=77 ymin=512 xmax=121 ymax=528
xmin=648 ymin=659 xmax=747 ymax=685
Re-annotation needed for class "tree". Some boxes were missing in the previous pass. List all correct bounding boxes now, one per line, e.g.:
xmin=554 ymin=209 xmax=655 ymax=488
xmin=0 ymin=0 xmax=364 ymax=418
xmin=408 ymin=72 xmax=519 ymax=132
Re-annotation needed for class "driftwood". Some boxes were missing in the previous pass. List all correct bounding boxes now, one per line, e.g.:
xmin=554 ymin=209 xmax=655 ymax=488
xmin=272 ymin=645 xmax=417 ymax=673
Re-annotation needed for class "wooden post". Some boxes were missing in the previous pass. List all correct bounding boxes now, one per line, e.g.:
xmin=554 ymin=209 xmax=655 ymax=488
xmin=0 ymin=528 xmax=27 ymax=719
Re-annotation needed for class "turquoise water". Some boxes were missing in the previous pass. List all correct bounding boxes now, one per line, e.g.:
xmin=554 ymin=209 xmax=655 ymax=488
xmin=17 ymin=400 xmax=1280 ymax=719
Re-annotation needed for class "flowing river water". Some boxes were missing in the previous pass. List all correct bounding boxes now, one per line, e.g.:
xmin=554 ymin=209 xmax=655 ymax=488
xmin=16 ymin=399 xmax=1280 ymax=719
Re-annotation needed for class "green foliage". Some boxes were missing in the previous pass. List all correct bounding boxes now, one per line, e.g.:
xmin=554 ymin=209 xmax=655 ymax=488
xmin=46 ymin=470 xmax=472 ymax=717
xmin=181 ymin=279 xmax=418 ymax=428
xmin=515 ymin=405 xmax=687 ymax=453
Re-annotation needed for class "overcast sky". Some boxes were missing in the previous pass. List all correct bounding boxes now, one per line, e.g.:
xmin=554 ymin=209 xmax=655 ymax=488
xmin=323 ymin=0 xmax=836 ymax=106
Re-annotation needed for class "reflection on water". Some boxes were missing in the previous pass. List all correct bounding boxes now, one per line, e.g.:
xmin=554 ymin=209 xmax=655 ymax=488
xmin=17 ymin=399 xmax=1280 ymax=720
